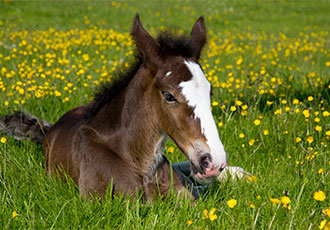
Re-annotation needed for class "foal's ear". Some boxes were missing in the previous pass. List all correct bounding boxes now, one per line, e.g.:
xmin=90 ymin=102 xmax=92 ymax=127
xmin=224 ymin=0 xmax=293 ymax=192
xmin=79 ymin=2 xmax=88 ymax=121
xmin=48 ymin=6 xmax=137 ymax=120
xmin=131 ymin=14 xmax=160 ymax=72
xmin=188 ymin=16 xmax=207 ymax=60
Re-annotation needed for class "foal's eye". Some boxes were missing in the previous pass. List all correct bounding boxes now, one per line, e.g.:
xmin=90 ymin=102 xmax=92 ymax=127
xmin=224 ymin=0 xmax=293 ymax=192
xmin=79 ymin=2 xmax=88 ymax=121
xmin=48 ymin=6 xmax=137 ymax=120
xmin=162 ymin=91 xmax=177 ymax=103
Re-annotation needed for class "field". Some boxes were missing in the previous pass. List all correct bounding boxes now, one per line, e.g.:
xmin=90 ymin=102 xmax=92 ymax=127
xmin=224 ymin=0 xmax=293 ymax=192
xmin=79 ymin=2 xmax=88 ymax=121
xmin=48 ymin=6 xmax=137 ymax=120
xmin=1 ymin=0 xmax=330 ymax=229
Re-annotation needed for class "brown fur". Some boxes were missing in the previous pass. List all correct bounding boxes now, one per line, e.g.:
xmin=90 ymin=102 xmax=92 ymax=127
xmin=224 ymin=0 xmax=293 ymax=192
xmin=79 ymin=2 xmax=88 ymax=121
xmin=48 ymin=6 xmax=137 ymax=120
xmin=1 ymin=15 xmax=209 ymax=201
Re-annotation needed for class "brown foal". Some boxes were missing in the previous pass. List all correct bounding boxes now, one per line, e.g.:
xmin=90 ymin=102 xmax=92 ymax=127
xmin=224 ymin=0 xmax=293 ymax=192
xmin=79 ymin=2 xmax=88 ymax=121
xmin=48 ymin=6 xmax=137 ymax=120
xmin=0 ymin=15 xmax=228 ymax=201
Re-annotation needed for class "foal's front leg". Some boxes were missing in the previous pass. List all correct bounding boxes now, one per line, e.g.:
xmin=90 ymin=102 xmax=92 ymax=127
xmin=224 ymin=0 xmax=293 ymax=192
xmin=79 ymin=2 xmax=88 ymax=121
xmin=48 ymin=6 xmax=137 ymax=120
xmin=143 ymin=156 xmax=200 ymax=202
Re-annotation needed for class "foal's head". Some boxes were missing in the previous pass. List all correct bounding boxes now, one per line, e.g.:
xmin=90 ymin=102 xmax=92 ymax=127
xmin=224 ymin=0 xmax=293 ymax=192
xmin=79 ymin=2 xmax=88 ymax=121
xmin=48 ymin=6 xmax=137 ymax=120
xmin=131 ymin=15 xmax=227 ymax=182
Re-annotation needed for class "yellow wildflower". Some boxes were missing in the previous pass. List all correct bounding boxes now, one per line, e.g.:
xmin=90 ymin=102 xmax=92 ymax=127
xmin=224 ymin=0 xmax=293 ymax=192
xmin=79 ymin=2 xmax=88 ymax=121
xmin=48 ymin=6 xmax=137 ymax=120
xmin=322 ymin=207 xmax=330 ymax=218
xmin=247 ymin=176 xmax=257 ymax=183
xmin=325 ymin=221 xmax=330 ymax=230
xmin=209 ymin=208 xmax=217 ymax=221
xmin=254 ymin=119 xmax=261 ymax=126
xmin=203 ymin=209 xmax=209 ymax=218
xmin=307 ymin=136 xmax=314 ymax=144
xmin=227 ymin=199 xmax=237 ymax=208
xmin=249 ymin=139 xmax=255 ymax=146
xmin=248 ymin=201 xmax=255 ymax=208
xmin=266 ymin=101 xmax=273 ymax=106
xmin=281 ymin=196 xmax=291 ymax=209
xmin=167 ymin=147 xmax=174 ymax=153
xmin=12 ymin=211 xmax=18 ymax=218
xmin=315 ymin=125 xmax=322 ymax=132
xmin=302 ymin=110 xmax=310 ymax=118
xmin=212 ymin=101 xmax=219 ymax=106
xmin=209 ymin=214 xmax=217 ymax=221
xmin=270 ymin=198 xmax=280 ymax=205
xmin=323 ymin=111 xmax=330 ymax=117
xmin=1 ymin=137 xmax=6 ymax=143
xmin=319 ymin=220 xmax=330 ymax=230
xmin=314 ymin=191 xmax=326 ymax=201
xmin=236 ymin=100 xmax=243 ymax=106
xmin=319 ymin=168 xmax=324 ymax=174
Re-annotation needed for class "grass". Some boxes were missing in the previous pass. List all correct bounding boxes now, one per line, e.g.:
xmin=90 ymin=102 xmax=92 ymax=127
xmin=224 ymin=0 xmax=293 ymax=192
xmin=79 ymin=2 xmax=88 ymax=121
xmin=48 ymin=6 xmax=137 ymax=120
xmin=1 ymin=0 xmax=330 ymax=229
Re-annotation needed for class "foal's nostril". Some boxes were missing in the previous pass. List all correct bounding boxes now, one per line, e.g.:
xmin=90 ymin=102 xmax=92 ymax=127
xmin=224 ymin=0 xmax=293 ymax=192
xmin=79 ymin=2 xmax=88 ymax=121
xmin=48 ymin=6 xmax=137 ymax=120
xmin=199 ymin=154 xmax=212 ymax=170
xmin=219 ymin=162 xmax=227 ymax=172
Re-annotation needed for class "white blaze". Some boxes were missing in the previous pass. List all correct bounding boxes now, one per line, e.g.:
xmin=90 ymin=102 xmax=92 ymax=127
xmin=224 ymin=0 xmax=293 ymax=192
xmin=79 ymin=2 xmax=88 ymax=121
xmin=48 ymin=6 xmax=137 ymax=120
xmin=179 ymin=60 xmax=227 ymax=168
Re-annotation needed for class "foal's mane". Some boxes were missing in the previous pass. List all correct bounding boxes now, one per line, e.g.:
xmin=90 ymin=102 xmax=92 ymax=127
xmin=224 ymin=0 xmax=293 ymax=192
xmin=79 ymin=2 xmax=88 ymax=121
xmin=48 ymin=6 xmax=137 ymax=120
xmin=85 ymin=30 xmax=196 ymax=119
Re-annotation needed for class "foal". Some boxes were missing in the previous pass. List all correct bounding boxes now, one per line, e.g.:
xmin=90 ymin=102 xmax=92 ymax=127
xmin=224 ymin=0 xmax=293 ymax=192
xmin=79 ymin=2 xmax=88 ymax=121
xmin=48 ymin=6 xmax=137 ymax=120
xmin=1 ymin=15 xmax=229 ymax=201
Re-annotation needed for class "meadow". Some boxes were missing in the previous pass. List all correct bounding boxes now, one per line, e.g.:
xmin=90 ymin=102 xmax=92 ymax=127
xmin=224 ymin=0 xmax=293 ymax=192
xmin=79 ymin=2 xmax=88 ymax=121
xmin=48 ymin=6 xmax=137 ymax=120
xmin=1 ymin=0 xmax=330 ymax=229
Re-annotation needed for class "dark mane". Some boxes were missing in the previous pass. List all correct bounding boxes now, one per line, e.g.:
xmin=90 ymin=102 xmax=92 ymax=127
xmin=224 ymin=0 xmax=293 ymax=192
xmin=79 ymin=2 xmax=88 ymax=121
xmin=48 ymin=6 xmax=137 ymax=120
xmin=85 ymin=30 xmax=194 ymax=119
xmin=156 ymin=30 xmax=194 ymax=57
xmin=84 ymin=56 xmax=142 ymax=119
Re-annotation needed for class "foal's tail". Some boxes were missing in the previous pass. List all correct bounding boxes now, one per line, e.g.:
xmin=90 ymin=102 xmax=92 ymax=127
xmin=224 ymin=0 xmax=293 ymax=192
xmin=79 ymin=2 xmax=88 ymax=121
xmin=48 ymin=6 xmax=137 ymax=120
xmin=0 ymin=111 xmax=52 ymax=144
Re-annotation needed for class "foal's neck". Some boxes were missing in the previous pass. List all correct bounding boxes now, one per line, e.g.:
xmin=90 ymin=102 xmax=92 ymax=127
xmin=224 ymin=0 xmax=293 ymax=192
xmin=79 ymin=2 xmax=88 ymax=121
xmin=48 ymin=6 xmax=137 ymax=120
xmin=92 ymin=67 xmax=164 ymax=175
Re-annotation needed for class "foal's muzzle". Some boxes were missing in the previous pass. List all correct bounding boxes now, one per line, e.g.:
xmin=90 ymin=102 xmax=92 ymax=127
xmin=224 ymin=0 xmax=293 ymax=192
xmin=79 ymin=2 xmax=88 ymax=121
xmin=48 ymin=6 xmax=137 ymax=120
xmin=192 ymin=154 xmax=226 ymax=178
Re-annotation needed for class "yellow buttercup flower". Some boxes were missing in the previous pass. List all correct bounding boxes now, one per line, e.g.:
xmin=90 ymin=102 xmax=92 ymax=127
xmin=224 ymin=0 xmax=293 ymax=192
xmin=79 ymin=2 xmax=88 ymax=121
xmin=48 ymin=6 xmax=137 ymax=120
xmin=203 ymin=209 xmax=209 ymax=218
xmin=1 ymin=137 xmax=6 ymax=143
xmin=281 ymin=196 xmax=291 ymax=209
xmin=315 ymin=125 xmax=322 ymax=132
xmin=307 ymin=136 xmax=314 ymax=144
xmin=235 ymin=100 xmax=243 ymax=106
xmin=247 ymin=175 xmax=257 ymax=183
xmin=254 ymin=119 xmax=261 ymax=126
xmin=212 ymin=101 xmax=219 ymax=106
xmin=322 ymin=207 xmax=330 ymax=218
xmin=249 ymin=139 xmax=255 ymax=146
xmin=319 ymin=220 xmax=330 ymax=230
xmin=314 ymin=191 xmax=326 ymax=201
xmin=227 ymin=199 xmax=237 ymax=208
xmin=266 ymin=101 xmax=273 ymax=106
xmin=167 ymin=147 xmax=174 ymax=153
xmin=318 ymin=168 xmax=324 ymax=174
xmin=248 ymin=201 xmax=255 ymax=208
xmin=302 ymin=110 xmax=310 ymax=118
xmin=270 ymin=198 xmax=280 ymax=205
xmin=209 ymin=208 xmax=217 ymax=221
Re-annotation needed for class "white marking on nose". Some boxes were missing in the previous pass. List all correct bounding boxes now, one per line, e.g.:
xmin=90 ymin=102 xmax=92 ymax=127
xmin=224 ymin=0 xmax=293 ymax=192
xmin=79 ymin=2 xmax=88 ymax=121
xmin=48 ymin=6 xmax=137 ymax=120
xmin=165 ymin=71 xmax=172 ymax=77
xmin=179 ymin=60 xmax=227 ymax=168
